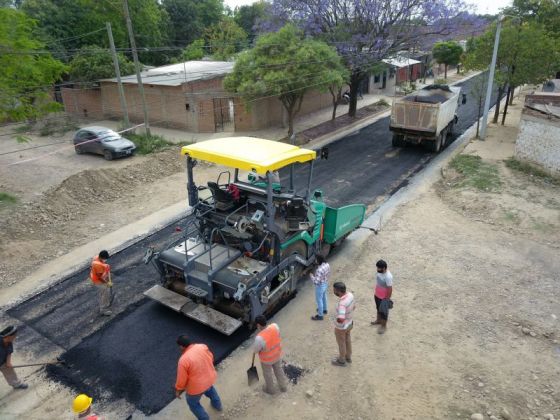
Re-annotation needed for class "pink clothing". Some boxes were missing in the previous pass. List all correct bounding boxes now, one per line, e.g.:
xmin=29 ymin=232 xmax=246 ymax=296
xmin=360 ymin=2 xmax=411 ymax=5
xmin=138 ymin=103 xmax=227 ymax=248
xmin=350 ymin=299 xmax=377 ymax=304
xmin=335 ymin=292 xmax=355 ymax=330
xmin=375 ymin=285 xmax=389 ymax=299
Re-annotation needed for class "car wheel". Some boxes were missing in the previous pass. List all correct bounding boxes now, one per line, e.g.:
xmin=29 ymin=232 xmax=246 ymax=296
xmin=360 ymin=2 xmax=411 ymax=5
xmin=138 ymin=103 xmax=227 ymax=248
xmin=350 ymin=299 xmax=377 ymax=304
xmin=75 ymin=146 xmax=84 ymax=154
xmin=103 ymin=150 xmax=114 ymax=160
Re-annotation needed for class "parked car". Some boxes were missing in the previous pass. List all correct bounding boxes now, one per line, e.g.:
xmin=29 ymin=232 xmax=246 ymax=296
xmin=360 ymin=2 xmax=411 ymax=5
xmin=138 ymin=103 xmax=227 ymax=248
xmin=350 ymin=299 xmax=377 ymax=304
xmin=73 ymin=126 xmax=136 ymax=160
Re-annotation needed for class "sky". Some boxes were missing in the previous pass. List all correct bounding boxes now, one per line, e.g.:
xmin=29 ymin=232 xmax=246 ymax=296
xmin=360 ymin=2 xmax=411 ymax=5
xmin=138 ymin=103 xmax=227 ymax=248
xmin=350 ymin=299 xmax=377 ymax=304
xmin=224 ymin=0 xmax=513 ymax=15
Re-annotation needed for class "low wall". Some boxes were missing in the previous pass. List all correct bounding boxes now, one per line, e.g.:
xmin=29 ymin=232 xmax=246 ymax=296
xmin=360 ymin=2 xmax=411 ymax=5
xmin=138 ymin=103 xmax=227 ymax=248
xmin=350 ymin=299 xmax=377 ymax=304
xmin=515 ymin=114 xmax=560 ymax=174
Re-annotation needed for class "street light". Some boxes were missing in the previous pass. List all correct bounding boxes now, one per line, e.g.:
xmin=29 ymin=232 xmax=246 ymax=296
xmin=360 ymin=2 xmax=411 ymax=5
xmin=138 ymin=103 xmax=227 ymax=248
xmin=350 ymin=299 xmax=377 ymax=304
xmin=479 ymin=14 xmax=520 ymax=140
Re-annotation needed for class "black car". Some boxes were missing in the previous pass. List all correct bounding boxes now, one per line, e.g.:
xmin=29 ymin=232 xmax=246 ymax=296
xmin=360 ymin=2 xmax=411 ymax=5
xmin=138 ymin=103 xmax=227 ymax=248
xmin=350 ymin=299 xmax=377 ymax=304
xmin=73 ymin=126 xmax=136 ymax=160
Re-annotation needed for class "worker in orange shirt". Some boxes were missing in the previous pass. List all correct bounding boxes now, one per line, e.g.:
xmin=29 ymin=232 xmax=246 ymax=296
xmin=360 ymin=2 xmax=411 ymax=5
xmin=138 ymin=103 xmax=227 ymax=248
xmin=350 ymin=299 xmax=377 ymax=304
xmin=89 ymin=250 xmax=113 ymax=316
xmin=253 ymin=315 xmax=288 ymax=395
xmin=175 ymin=335 xmax=222 ymax=420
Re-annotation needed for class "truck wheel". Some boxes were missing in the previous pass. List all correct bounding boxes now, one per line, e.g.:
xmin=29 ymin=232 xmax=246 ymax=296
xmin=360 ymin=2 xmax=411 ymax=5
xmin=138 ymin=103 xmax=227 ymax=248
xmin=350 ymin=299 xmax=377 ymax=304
xmin=392 ymin=134 xmax=404 ymax=147
xmin=427 ymin=132 xmax=443 ymax=153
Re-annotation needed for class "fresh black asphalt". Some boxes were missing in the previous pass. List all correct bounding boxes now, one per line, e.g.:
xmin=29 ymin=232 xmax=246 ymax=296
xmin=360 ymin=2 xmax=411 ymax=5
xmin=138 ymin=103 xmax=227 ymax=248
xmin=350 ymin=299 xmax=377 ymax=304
xmin=7 ymin=73 xmax=501 ymax=416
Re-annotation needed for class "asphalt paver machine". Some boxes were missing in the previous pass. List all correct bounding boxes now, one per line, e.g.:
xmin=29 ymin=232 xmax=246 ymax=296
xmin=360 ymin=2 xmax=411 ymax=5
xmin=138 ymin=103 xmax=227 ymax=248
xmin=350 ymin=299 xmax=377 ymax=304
xmin=144 ymin=137 xmax=365 ymax=335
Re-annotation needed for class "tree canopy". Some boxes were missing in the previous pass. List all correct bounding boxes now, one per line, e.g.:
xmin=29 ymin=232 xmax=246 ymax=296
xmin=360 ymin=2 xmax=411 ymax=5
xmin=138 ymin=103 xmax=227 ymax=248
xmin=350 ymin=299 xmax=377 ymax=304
xmin=205 ymin=18 xmax=248 ymax=61
xmin=266 ymin=0 xmax=473 ymax=116
xmin=432 ymin=41 xmax=463 ymax=79
xmin=68 ymin=45 xmax=136 ymax=84
xmin=20 ymin=0 xmax=170 ymax=65
xmin=224 ymin=24 xmax=347 ymax=137
xmin=162 ymin=0 xmax=224 ymax=48
xmin=233 ymin=1 xmax=266 ymax=43
xmin=0 ymin=8 xmax=67 ymax=122
xmin=180 ymin=39 xmax=206 ymax=61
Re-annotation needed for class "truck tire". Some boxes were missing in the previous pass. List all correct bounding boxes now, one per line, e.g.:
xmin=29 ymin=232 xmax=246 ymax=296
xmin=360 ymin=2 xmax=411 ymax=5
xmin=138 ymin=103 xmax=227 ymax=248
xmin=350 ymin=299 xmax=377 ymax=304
xmin=427 ymin=131 xmax=444 ymax=153
xmin=392 ymin=134 xmax=405 ymax=147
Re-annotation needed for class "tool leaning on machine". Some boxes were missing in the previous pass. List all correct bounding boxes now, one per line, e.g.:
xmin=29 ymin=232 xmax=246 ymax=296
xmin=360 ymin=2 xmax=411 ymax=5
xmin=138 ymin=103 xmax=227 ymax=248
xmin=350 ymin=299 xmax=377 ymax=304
xmin=143 ymin=137 xmax=367 ymax=335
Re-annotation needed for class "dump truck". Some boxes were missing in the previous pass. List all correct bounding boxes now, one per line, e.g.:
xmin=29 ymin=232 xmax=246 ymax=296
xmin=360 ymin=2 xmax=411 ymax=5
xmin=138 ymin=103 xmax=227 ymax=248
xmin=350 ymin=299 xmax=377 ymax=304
xmin=143 ymin=137 xmax=366 ymax=335
xmin=390 ymin=84 xmax=467 ymax=152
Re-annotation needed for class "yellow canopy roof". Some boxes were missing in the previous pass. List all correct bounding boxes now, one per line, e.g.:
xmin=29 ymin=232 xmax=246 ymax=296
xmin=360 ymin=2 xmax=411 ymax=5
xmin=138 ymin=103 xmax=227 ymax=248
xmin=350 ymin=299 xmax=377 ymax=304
xmin=181 ymin=137 xmax=316 ymax=174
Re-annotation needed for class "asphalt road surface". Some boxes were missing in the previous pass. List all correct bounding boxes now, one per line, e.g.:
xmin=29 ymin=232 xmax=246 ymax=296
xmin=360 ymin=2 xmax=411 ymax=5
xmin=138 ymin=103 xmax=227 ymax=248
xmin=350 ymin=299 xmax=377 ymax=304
xmin=7 ymin=73 xmax=501 ymax=416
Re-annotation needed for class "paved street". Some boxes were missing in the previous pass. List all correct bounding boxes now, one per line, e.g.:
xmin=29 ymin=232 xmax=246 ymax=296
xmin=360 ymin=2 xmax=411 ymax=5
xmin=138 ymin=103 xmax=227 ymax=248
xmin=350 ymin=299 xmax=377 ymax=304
xmin=7 ymin=73 xmax=501 ymax=416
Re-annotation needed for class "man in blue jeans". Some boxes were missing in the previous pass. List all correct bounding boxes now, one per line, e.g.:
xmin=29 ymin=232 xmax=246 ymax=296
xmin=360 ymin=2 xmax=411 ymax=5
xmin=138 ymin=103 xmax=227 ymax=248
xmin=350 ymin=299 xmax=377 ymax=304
xmin=175 ymin=335 xmax=222 ymax=420
xmin=310 ymin=255 xmax=330 ymax=320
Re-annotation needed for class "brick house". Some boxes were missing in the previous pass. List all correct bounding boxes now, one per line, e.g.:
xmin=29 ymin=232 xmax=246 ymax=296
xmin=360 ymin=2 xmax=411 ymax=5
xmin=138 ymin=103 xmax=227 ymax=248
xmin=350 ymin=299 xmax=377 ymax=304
xmin=368 ymin=55 xmax=423 ymax=94
xmin=61 ymin=60 xmax=331 ymax=133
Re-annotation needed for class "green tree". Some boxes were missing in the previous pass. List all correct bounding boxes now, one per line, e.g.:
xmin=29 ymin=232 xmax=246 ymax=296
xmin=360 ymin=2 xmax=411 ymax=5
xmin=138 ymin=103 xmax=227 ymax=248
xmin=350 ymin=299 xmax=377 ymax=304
xmin=233 ymin=1 xmax=266 ymax=43
xmin=162 ymin=0 xmax=223 ymax=47
xmin=21 ymin=0 xmax=170 ymax=65
xmin=68 ymin=45 xmax=136 ymax=84
xmin=432 ymin=41 xmax=463 ymax=79
xmin=205 ymin=18 xmax=248 ymax=61
xmin=180 ymin=39 xmax=206 ymax=61
xmin=0 ymin=8 xmax=67 ymax=122
xmin=225 ymin=25 xmax=347 ymax=137
xmin=465 ymin=21 xmax=558 ymax=124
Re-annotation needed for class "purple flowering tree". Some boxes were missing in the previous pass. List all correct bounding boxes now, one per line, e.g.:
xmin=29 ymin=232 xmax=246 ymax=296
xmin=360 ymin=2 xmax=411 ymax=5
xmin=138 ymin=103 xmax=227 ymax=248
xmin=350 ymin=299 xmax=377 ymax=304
xmin=264 ymin=0 xmax=479 ymax=117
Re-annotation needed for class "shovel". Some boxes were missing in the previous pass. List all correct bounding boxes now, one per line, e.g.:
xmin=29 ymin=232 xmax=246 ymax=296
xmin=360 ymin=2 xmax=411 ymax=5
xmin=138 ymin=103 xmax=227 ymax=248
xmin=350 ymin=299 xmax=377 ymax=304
xmin=247 ymin=353 xmax=259 ymax=386
xmin=107 ymin=272 xmax=115 ymax=306
xmin=12 ymin=356 xmax=66 ymax=369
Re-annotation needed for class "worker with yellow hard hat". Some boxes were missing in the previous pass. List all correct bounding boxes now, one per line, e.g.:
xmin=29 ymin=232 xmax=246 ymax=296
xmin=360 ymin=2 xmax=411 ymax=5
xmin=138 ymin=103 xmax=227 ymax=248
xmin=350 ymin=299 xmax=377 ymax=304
xmin=72 ymin=394 xmax=104 ymax=419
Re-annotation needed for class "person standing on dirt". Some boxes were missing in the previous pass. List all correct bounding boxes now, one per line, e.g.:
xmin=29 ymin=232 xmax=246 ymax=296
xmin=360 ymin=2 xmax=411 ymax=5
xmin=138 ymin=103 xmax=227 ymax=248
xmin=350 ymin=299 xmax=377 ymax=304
xmin=175 ymin=335 xmax=222 ymax=420
xmin=253 ymin=315 xmax=288 ymax=394
xmin=72 ymin=393 xmax=105 ymax=419
xmin=371 ymin=259 xmax=393 ymax=334
xmin=89 ymin=250 xmax=113 ymax=316
xmin=332 ymin=282 xmax=355 ymax=367
xmin=0 ymin=325 xmax=28 ymax=390
xmin=310 ymin=255 xmax=330 ymax=321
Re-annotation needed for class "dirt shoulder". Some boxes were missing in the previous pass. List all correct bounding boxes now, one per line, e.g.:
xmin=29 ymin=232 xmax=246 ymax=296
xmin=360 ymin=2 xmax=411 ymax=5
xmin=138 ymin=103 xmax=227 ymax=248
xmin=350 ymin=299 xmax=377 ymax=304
xmin=179 ymin=89 xmax=559 ymax=420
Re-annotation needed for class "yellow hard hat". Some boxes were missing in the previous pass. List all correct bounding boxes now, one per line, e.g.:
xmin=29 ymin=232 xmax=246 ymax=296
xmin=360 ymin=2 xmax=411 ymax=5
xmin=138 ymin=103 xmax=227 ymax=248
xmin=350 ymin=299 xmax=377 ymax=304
xmin=72 ymin=394 xmax=93 ymax=413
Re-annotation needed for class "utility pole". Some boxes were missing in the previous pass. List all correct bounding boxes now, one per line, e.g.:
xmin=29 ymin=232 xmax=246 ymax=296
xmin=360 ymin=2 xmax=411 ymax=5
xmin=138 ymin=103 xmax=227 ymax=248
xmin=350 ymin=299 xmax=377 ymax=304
xmin=480 ymin=15 xmax=503 ymax=140
xmin=123 ymin=0 xmax=151 ymax=136
xmin=106 ymin=22 xmax=130 ymax=129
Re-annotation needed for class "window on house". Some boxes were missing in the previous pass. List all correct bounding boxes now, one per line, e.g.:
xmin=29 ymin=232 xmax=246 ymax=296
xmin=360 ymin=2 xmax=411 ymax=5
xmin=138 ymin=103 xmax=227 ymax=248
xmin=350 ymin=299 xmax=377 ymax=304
xmin=374 ymin=74 xmax=380 ymax=83
xmin=185 ymin=103 xmax=190 ymax=111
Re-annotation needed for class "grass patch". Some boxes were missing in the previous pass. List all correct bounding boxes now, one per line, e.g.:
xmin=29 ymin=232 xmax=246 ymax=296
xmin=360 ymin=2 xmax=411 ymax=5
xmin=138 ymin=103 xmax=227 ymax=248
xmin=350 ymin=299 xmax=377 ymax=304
xmin=375 ymin=99 xmax=390 ymax=107
xmin=449 ymin=154 xmax=502 ymax=192
xmin=503 ymin=210 xmax=520 ymax=223
xmin=504 ymin=157 xmax=560 ymax=186
xmin=0 ymin=192 xmax=17 ymax=205
xmin=127 ymin=133 xmax=175 ymax=155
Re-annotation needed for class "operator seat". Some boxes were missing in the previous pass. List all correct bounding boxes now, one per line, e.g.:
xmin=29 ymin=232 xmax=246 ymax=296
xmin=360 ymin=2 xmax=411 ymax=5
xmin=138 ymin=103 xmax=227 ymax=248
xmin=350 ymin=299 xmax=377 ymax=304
xmin=286 ymin=197 xmax=307 ymax=230
xmin=207 ymin=181 xmax=234 ymax=211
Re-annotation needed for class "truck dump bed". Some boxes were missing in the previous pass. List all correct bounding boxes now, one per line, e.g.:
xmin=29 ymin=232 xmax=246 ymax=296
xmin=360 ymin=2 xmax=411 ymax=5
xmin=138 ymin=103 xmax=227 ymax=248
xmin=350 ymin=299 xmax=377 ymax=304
xmin=390 ymin=85 xmax=460 ymax=136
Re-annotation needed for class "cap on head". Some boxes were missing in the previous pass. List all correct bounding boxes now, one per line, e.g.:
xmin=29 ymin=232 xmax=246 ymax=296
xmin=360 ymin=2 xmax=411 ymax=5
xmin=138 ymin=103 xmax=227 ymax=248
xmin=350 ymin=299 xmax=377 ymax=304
xmin=99 ymin=250 xmax=110 ymax=260
xmin=176 ymin=335 xmax=192 ymax=348
xmin=0 ymin=325 xmax=17 ymax=338
xmin=72 ymin=394 xmax=93 ymax=414
xmin=255 ymin=315 xmax=267 ymax=327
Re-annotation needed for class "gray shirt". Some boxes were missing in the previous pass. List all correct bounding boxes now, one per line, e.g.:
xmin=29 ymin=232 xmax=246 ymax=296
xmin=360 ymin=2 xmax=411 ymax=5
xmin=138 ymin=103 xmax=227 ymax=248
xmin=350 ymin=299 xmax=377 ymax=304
xmin=376 ymin=271 xmax=393 ymax=288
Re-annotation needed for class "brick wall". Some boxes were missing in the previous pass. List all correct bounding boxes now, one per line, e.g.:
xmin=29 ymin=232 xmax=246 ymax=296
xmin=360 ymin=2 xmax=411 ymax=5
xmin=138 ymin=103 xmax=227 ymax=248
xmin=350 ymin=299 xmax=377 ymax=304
xmin=61 ymin=88 xmax=103 ymax=119
xmin=515 ymin=113 xmax=560 ymax=175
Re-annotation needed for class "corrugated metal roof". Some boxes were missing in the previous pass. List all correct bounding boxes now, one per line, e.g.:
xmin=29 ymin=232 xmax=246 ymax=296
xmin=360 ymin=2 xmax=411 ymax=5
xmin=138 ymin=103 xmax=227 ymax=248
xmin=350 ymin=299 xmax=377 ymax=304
xmin=101 ymin=60 xmax=234 ymax=86
xmin=382 ymin=56 xmax=422 ymax=68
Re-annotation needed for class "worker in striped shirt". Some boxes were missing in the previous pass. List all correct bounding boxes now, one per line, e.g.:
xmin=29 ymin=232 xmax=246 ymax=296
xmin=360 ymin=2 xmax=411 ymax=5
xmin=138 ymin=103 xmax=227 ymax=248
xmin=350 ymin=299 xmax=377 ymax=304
xmin=310 ymin=255 xmax=330 ymax=321
xmin=332 ymin=282 xmax=355 ymax=366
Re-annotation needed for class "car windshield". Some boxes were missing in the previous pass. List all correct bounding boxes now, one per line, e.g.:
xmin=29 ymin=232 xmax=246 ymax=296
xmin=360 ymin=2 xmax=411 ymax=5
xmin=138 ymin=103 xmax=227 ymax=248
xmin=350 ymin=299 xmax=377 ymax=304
xmin=97 ymin=130 xmax=121 ymax=142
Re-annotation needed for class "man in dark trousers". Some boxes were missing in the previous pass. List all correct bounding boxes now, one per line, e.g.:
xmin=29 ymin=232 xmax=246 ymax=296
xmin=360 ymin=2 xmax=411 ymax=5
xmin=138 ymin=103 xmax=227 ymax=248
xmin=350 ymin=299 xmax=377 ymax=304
xmin=371 ymin=259 xmax=393 ymax=334
xmin=0 ymin=325 xmax=28 ymax=389
xmin=175 ymin=335 xmax=222 ymax=420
